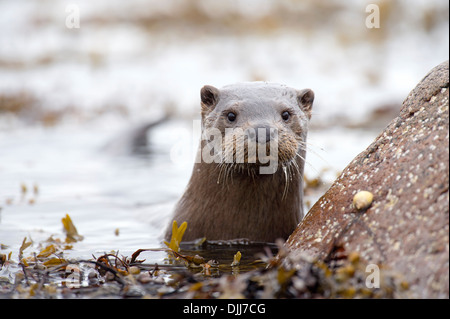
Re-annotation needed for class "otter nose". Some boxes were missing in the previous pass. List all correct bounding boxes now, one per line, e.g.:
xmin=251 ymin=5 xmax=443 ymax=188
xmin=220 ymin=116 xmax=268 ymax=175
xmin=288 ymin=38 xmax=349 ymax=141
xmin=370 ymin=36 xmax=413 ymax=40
xmin=247 ymin=126 xmax=275 ymax=143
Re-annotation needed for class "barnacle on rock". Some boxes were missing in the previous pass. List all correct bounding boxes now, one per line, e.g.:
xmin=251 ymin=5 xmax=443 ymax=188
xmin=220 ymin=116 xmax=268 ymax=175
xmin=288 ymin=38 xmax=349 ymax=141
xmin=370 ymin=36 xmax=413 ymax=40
xmin=353 ymin=191 xmax=374 ymax=211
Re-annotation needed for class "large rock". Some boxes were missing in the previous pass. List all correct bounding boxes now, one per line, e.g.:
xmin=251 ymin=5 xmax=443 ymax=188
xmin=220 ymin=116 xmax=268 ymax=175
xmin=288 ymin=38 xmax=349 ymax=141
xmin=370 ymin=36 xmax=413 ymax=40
xmin=285 ymin=61 xmax=449 ymax=298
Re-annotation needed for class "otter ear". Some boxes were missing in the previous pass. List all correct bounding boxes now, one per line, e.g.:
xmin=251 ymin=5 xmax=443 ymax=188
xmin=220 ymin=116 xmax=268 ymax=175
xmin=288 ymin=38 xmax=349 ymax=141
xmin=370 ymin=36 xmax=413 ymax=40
xmin=200 ymin=85 xmax=220 ymax=114
xmin=297 ymin=89 xmax=314 ymax=119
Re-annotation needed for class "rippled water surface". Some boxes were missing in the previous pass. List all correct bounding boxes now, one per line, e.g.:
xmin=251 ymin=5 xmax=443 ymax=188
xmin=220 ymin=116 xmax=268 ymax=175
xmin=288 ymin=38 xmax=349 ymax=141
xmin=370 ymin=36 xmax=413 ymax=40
xmin=0 ymin=120 xmax=383 ymax=263
xmin=0 ymin=0 xmax=448 ymax=265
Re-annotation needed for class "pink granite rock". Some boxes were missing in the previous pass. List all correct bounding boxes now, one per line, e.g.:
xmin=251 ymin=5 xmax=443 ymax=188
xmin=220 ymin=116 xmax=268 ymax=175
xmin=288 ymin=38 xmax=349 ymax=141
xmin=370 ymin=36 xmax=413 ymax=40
xmin=285 ymin=61 xmax=449 ymax=298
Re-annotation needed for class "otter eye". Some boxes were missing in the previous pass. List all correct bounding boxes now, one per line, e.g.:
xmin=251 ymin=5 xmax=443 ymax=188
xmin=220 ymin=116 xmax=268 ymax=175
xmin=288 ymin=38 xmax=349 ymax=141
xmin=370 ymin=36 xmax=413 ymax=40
xmin=281 ymin=111 xmax=290 ymax=121
xmin=227 ymin=112 xmax=237 ymax=122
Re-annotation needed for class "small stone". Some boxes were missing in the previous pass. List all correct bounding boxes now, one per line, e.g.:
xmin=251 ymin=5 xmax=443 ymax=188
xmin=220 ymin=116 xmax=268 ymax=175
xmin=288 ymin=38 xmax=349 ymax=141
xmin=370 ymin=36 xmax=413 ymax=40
xmin=137 ymin=273 xmax=152 ymax=284
xmin=129 ymin=266 xmax=140 ymax=275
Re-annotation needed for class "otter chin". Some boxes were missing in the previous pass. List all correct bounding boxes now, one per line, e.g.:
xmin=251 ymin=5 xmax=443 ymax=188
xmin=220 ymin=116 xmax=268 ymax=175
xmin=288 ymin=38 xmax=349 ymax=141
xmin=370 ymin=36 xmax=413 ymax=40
xmin=165 ymin=82 xmax=314 ymax=242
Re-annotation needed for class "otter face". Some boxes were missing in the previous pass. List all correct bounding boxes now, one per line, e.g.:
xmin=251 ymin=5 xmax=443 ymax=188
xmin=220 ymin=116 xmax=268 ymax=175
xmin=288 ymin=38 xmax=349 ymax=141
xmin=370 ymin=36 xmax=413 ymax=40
xmin=199 ymin=82 xmax=314 ymax=175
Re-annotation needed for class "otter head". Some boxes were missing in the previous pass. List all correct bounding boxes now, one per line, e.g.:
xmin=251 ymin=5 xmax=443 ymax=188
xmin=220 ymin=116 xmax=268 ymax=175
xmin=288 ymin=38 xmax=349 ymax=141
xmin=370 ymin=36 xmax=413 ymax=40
xmin=198 ymin=82 xmax=314 ymax=175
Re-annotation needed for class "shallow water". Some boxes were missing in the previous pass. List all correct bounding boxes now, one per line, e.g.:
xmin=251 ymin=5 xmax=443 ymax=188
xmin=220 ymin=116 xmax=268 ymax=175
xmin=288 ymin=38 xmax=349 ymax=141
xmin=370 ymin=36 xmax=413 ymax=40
xmin=0 ymin=118 xmax=378 ymax=265
xmin=0 ymin=121 xmax=182 ymax=261
xmin=0 ymin=0 xmax=448 ymax=268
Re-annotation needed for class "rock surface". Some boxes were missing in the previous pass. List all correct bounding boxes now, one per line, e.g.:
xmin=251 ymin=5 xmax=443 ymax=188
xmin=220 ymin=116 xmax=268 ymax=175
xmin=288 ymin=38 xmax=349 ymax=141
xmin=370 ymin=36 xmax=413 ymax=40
xmin=285 ymin=61 xmax=449 ymax=298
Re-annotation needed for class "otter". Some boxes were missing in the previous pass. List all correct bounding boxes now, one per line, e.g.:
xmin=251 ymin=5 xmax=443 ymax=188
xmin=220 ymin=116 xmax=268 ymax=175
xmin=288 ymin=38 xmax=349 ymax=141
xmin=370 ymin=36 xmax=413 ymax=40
xmin=165 ymin=82 xmax=314 ymax=242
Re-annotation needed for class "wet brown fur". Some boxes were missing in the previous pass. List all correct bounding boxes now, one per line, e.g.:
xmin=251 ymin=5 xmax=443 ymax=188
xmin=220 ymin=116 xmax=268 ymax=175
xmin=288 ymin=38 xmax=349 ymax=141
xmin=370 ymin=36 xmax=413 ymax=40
xmin=165 ymin=82 xmax=314 ymax=242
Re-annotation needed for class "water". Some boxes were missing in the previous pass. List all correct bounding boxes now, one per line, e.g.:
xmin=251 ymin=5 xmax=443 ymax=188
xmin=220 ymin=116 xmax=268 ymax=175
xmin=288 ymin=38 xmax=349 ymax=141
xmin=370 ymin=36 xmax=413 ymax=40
xmin=0 ymin=121 xmax=182 ymax=260
xmin=0 ymin=119 xmax=377 ymax=263
xmin=0 ymin=0 xmax=448 ymax=265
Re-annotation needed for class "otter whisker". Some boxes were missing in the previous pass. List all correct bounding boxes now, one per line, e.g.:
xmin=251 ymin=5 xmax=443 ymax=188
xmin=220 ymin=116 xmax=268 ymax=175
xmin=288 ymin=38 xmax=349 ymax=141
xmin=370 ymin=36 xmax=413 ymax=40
xmin=217 ymin=160 xmax=229 ymax=186
xmin=217 ymin=162 xmax=225 ymax=184
xmin=225 ymin=163 xmax=233 ymax=186
xmin=289 ymin=161 xmax=299 ymax=181
xmin=290 ymin=158 xmax=301 ymax=176
xmin=282 ymin=165 xmax=289 ymax=200
xmin=297 ymin=139 xmax=329 ymax=167
xmin=296 ymin=151 xmax=320 ymax=175
xmin=295 ymin=151 xmax=306 ymax=162
xmin=297 ymin=139 xmax=320 ymax=149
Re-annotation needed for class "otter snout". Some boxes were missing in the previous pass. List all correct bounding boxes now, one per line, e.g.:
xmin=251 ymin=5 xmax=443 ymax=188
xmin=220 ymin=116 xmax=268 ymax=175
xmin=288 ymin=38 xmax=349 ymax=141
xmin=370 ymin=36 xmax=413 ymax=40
xmin=245 ymin=126 xmax=277 ymax=144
